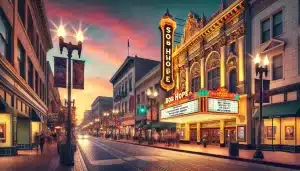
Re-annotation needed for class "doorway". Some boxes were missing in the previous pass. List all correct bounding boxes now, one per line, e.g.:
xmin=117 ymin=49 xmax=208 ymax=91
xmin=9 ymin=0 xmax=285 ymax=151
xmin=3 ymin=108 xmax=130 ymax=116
xmin=225 ymin=127 xmax=236 ymax=146
xmin=190 ymin=128 xmax=197 ymax=144
xmin=200 ymin=128 xmax=220 ymax=145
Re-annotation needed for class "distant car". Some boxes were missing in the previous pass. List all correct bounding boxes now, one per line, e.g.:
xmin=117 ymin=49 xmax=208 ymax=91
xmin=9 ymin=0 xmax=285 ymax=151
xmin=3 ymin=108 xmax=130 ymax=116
xmin=78 ymin=132 xmax=88 ymax=139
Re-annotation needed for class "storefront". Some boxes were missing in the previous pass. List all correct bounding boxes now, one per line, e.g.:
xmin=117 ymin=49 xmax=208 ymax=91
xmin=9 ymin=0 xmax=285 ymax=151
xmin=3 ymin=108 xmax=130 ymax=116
xmin=253 ymin=100 xmax=300 ymax=152
xmin=121 ymin=115 xmax=135 ymax=138
xmin=160 ymin=88 xmax=251 ymax=148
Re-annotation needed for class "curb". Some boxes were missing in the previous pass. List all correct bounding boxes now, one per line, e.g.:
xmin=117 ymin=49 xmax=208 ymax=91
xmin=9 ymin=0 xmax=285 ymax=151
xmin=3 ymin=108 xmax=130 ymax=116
xmin=112 ymin=140 xmax=300 ymax=170
xmin=77 ymin=145 xmax=88 ymax=171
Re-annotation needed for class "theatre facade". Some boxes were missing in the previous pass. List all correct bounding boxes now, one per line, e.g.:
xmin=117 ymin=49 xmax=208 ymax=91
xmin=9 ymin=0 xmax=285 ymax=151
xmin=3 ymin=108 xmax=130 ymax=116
xmin=159 ymin=0 xmax=252 ymax=148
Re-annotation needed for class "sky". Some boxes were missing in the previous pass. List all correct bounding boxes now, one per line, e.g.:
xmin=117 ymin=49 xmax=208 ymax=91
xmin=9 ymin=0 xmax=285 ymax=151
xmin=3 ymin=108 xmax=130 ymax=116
xmin=45 ymin=0 xmax=221 ymax=123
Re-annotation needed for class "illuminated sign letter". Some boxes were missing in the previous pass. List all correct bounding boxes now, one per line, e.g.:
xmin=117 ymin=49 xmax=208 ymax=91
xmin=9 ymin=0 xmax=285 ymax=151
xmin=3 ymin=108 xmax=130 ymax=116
xmin=159 ymin=10 xmax=176 ymax=91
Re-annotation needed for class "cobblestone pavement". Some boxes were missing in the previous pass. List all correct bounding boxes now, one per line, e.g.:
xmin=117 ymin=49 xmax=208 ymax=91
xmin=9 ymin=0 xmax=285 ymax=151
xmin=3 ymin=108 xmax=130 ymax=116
xmin=0 ymin=143 xmax=87 ymax=171
xmin=78 ymin=136 xmax=299 ymax=171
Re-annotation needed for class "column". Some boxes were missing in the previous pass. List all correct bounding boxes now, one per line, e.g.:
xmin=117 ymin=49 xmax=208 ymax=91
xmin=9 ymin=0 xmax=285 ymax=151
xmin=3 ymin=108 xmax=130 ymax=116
xmin=238 ymin=36 xmax=245 ymax=83
xmin=185 ymin=67 xmax=189 ymax=91
xmin=220 ymin=120 xmax=225 ymax=147
xmin=200 ymin=58 xmax=205 ymax=89
xmin=220 ymin=46 xmax=226 ymax=87
xmin=197 ymin=122 xmax=200 ymax=143
xmin=176 ymin=71 xmax=179 ymax=89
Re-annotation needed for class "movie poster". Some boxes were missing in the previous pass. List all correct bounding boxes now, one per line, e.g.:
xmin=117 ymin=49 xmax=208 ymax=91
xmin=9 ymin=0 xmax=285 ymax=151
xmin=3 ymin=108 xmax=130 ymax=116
xmin=0 ymin=123 xmax=6 ymax=143
xmin=54 ymin=57 xmax=67 ymax=88
xmin=237 ymin=125 xmax=246 ymax=142
xmin=266 ymin=126 xmax=276 ymax=139
xmin=72 ymin=59 xmax=85 ymax=89
xmin=285 ymin=126 xmax=294 ymax=140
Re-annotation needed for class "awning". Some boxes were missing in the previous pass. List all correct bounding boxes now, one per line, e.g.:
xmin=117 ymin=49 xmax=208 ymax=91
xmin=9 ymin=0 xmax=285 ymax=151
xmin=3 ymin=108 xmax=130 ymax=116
xmin=143 ymin=122 xmax=176 ymax=129
xmin=253 ymin=101 xmax=300 ymax=118
xmin=0 ymin=96 xmax=12 ymax=113
xmin=31 ymin=109 xmax=41 ymax=122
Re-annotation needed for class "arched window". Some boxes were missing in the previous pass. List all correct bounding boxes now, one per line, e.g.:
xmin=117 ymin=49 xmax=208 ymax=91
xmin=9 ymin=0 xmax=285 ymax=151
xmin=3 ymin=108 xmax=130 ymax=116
xmin=206 ymin=52 xmax=220 ymax=90
xmin=190 ymin=63 xmax=200 ymax=92
xmin=229 ymin=68 xmax=237 ymax=93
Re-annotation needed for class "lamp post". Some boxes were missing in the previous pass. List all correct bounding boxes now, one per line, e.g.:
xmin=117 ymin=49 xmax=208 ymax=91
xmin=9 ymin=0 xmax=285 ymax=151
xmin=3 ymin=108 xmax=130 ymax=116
xmin=94 ymin=118 xmax=100 ymax=137
xmin=253 ymin=54 xmax=269 ymax=159
xmin=57 ymin=24 xmax=83 ymax=165
xmin=112 ymin=109 xmax=119 ymax=139
xmin=146 ymin=88 xmax=158 ymax=144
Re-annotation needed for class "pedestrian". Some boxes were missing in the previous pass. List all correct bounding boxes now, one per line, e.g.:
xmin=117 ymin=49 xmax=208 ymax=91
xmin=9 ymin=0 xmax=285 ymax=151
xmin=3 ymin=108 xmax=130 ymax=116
xmin=39 ymin=133 xmax=45 ymax=154
xmin=176 ymin=131 xmax=180 ymax=148
xmin=34 ymin=132 xmax=39 ymax=153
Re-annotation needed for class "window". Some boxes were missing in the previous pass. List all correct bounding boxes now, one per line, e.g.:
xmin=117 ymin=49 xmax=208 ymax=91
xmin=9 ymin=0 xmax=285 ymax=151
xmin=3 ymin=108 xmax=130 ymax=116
xmin=18 ymin=40 xmax=26 ymax=79
xmin=272 ymin=54 xmax=283 ymax=80
xmin=229 ymin=68 xmax=237 ymax=93
xmin=35 ymin=33 xmax=39 ymax=58
xmin=35 ymin=71 xmax=39 ymax=94
xmin=18 ymin=0 xmax=25 ymax=26
xmin=261 ymin=19 xmax=271 ymax=43
xmin=129 ymin=77 xmax=132 ymax=92
xmin=229 ymin=42 xmax=236 ymax=54
xmin=137 ymin=94 xmax=140 ymax=104
xmin=28 ymin=58 xmax=34 ymax=88
xmin=208 ymin=67 xmax=220 ymax=90
xmin=125 ymin=81 xmax=128 ymax=95
xmin=0 ymin=10 xmax=12 ymax=61
xmin=191 ymin=77 xmax=200 ymax=93
xmin=141 ymin=91 xmax=145 ymax=104
xmin=125 ymin=101 xmax=127 ymax=113
xmin=273 ymin=11 xmax=283 ymax=37
xmin=27 ymin=8 xmax=34 ymax=45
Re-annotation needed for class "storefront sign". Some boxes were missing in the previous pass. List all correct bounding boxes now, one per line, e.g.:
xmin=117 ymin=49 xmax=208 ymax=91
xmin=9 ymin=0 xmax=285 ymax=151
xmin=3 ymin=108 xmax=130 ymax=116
xmin=208 ymin=98 xmax=238 ymax=114
xmin=159 ymin=10 xmax=176 ymax=91
xmin=165 ymin=91 xmax=188 ymax=104
xmin=161 ymin=99 xmax=199 ymax=119
xmin=209 ymin=87 xmax=236 ymax=99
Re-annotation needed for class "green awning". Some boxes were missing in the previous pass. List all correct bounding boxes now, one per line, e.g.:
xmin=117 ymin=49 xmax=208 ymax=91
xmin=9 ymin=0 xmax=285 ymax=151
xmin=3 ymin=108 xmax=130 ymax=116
xmin=253 ymin=101 xmax=300 ymax=118
xmin=143 ymin=122 xmax=176 ymax=129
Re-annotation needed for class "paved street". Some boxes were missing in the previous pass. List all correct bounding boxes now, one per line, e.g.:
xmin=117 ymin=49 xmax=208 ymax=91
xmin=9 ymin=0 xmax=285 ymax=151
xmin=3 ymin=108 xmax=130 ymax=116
xmin=78 ymin=136 xmax=298 ymax=171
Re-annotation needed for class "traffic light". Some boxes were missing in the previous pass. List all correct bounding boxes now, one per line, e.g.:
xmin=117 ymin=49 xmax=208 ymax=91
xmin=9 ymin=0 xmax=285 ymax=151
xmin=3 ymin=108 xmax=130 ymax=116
xmin=138 ymin=105 xmax=147 ymax=115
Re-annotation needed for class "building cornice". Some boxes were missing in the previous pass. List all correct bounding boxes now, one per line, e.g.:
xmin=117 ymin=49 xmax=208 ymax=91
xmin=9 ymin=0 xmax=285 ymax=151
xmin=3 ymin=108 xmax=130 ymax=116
xmin=110 ymin=56 xmax=134 ymax=84
xmin=173 ymin=0 xmax=244 ymax=57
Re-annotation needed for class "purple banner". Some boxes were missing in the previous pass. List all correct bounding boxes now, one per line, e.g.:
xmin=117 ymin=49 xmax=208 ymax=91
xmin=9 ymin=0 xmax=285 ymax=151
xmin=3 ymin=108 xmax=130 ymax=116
xmin=54 ymin=57 xmax=67 ymax=88
xmin=255 ymin=79 xmax=270 ymax=103
xmin=73 ymin=59 xmax=85 ymax=89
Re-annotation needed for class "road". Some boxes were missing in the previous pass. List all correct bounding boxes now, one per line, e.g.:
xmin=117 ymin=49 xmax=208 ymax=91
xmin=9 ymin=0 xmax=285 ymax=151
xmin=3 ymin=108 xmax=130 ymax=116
xmin=78 ymin=136 xmax=297 ymax=171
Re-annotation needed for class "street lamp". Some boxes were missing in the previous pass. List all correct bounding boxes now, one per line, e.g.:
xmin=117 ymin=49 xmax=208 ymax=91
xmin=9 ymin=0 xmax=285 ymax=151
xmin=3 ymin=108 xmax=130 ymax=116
xmin=146 ymin=88 xmax=158 ymax=144
xmin=253 ymin=53 xmax=269 ymax=159
xmin=57 ymin=24 xmax=84 ymax=165
xmin=94 ymin=118 xmax=100 ymax=137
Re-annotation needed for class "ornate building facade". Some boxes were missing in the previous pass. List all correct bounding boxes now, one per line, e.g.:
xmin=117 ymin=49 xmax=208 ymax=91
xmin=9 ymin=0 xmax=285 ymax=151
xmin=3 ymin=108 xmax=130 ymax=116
xmin=160 ymin=0 xmax=252 ymax=148
xmin=0 ymin=0 xmax=52 ymax=155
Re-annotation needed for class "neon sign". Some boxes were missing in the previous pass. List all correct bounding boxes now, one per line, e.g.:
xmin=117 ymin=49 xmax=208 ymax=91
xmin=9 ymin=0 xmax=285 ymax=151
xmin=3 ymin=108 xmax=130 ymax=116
xmin=209 ymin=87 xmax=236 ymax=99
xmin=165 ymin=91 xmax=188 ymax=104
xmin=159 ymin=10 xmax=176 ymax=91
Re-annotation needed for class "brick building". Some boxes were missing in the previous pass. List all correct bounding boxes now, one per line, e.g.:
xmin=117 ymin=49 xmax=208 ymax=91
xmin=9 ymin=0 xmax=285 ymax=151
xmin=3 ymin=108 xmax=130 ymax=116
xmin=0 ymin=0 xmax=52 ymax=155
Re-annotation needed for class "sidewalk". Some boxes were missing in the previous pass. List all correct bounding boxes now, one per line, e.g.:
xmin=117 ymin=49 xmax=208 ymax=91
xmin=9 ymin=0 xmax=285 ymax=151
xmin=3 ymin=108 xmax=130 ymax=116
xmin=115 ymin=139 xmax=300 ymax=169
xmin=0 ymin=142 xmax=87 ymax=171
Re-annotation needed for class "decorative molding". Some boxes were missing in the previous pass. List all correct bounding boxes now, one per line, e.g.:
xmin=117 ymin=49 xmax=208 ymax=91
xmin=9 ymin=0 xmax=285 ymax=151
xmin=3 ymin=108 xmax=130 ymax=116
xmin=260 ymin=38 xmax=285 ymax=54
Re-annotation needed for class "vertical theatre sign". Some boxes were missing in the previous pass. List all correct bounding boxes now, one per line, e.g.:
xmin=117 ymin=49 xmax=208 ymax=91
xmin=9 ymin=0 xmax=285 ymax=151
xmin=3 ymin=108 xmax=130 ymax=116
xmin=73 ymin=59 xmax=85 ymax=89
xmin=54 ymin=56 xmax=67 ymax=88
xmin=159 ymin=10 xmax=176 ymax=91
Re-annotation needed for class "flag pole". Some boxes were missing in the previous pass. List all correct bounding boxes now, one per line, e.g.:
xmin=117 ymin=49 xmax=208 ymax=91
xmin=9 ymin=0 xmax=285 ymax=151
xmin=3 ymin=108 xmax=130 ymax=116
xmin=128 ymin=38 xmax=130 ymax=57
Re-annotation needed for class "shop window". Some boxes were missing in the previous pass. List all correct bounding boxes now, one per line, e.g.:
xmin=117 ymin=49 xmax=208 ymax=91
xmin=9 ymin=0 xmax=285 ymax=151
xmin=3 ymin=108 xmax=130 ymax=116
xmin=272 ymin=54 xmax=283 ymax=80
xmin=229 ymin=68 xmax=237 ymax=93
xmin=208 ymin=67 xmax=220 ymax=90
xmin=261 ymin=18 xmax=270 ymax=43
xmin=273 ymin=11 xmax=283 ymax=37
xmin=0 ymin=10 xmax=12 ymax=62
xmin=18 ymin=40 xmax=26 ymax=80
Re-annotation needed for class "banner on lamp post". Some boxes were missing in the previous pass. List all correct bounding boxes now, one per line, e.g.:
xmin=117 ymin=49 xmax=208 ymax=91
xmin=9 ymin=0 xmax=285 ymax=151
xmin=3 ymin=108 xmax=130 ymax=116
xmin=54 ymin=56 xmax=67 ymax=88
xmin=72 ymin=59 xmax=85 ymax=89
xmin=254 ymin=79 xmax=270 ymax=103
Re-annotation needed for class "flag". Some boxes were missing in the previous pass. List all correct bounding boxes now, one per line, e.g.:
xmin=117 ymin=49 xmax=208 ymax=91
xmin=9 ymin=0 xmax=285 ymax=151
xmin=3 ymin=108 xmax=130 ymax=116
xmin=72 ymin=59 xmax=85 ymax=89
xmin=128 ymin=39 xmax=130 ymax=48
xmin=54 ymin=56 xmax=67 ymax=88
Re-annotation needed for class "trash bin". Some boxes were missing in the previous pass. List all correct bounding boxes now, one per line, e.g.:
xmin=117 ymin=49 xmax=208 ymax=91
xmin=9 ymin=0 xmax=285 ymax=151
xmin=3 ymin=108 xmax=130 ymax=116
xmin=229 ymin=142 xmax=239 ymax=157
xmin=59 ymin=144 xmax=75 ymax=165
